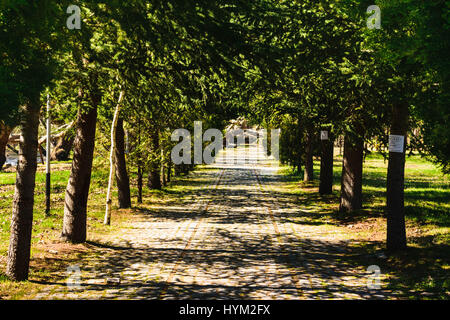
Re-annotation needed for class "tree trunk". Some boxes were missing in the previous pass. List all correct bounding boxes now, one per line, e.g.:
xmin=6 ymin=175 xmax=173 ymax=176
xmin=174 ymin=164 xmax=182 ymax=177
xmin=339 ymin=135 xmax=364 ymax=213
xmin=166 ymin=161 xmax=172 ymax=183
xmin=160 ymin=147 xmax=167 ymax=187
xmin=114 ymin=117 xmax=131 ymax=209
xmin=6 ymin=101 xmax=40 ymax=281
xmin=386 ymin=102 xmax=409 ymax=251
xmin=137 ymin=165 xmax=143 ymax=204
xmin=147 ymin=130 xmax=161 ymax=190
xmin=62 ymin=96 xmax=99 ymax=243
xmin=161 ymin=164 xmax=167 ymax=187
xmin=104 ymin=91 xmax=125 ymax=225
xmin=303 ymin=128 xmax=314 ymax=182
xmin=319 ymin=134 xmax=334 ymax=195
xmin=136 ymin=116 xmax=143 ymax=204
xmin=37 ymin=121 xmax=75 ymax=161
xmin=50 ymin=130 xmax=75 ymax=161
xmin=148 ymin=169 xmax=161 ymax=190
xmin=0 ymin=122 xmax=13 ymax=170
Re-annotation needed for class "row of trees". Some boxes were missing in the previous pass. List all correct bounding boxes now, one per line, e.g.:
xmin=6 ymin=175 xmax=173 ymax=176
xmin=246 ymin=0 xmax=449 ymax=250
xmin=1 ymin=0 xmax=285 ymax=281
xmin=0 ymin=0 xmax=448 ymax=281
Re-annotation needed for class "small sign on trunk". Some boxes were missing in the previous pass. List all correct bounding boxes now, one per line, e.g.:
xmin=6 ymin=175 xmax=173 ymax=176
xmin=389 ymin=135 xmax=405 ymax=153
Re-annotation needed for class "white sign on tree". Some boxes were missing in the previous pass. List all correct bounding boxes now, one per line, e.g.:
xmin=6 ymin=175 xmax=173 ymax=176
xmin=389 ymin=135 xmax=405 ymax=153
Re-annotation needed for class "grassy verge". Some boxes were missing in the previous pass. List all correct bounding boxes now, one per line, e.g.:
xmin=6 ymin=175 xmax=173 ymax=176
xmin=0 ymin=156 xmax=124 ymax=298
xmin=0 ymin=146 xmax=217 ymax=299
xmin=1 ymin=149 xmax=447 ymax=299
xmin=278 ymin=152 xmax=449 ymax=299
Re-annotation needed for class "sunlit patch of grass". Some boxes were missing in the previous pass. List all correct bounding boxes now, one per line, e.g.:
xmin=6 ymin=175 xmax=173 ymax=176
xmin=0 ymin=172 xmax=16 ymax=185
xmin=279 ymin=152 xmax=449 ymax=299
xmin=0 ymin=155 xmax=150 ymax=298
xmin=1 ymin=149 xmax=448 ymax=299
xmin=0 ymin=149 xmax=220 ymax=299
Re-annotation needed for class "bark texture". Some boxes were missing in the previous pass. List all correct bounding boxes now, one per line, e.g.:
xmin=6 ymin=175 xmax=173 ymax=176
xmin=6 ymin=101 xmax=40 ymax=281
xmin=339 ymin=135 xmax=364 ymax=213
xmin=319 ymin=135 xmax=334 ymax=195
xmin=62 ymin=99 xmax=99 ymax=243
xmin=161 ymin=164 xmax=167 ymax=187
xmin=160 ymin=148 xmax=167 ymax=187
xmin=148 ymin=169 xmax=162 ymax=190
xmin=114 ymin=117 xmax=131 ymax=209
xmin=50 ymin=130 xmax=75 ymax=161
xmin=147 ymin=130 xmax=162 ymax=190
xmin=303 ymin=128 xmax=314 ymax=182
xmin=137 ymin=165 xmax=143 ymax=204
xmin=386 ymin=102 xmax=409 ymax=251
xmin=166 ymin=161 xmax=172 ymax=183
xmin=136 ymin=118 xmax=143 ymax=204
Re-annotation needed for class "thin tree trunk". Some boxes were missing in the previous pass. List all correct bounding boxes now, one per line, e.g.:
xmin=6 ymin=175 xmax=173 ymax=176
xmin=45 ymin=95 xmax=51 ymax=217
xmin=38 ymin=145 xmax=45 ymax=164
xmin=136 ymin=117 xmax=143 ymax=204
xmin=161 ymin=147 xmax=167 ymax=187
xmin=303 ymin=128 xmax=314 ymax=182
xmin=105 ymin=91 xmax=124 ymax=225
xmin=61 ymin=91 xmax=100 ymax=243
xmin=6 ymin=100 xmax=40 ymax=281
xmin=319 ymin=134 xmax=334 ymax=195
xmin=147 ymin=130 xmax=161 ymax=190
xmin=137 ymin=165 xmax=143 ymax=204
xmin=167 ymin=161 xmax=172 ymax=183
xmin=297 ymin=163 xmax=302 ymax=175
xmin=161 ymin=164 xmax=166 ymax=187
xmin=386 ymin=102 xmax=409 ymax=251
xmin=295 ymin=118 xmax=303 ymax=174
xmin=114 ymin=117 xmax=131 ymax=209
xmin=339 ymin=135 xmax=364 ymax=213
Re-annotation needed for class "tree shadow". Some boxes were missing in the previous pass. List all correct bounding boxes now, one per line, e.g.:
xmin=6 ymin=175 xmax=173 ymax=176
xmin=33 ymin=232 xmax=396 ymax=299
xmin=28 ymin=166 xmax=448 ymax=300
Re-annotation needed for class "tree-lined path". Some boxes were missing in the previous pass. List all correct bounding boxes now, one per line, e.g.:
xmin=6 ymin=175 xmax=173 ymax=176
xmin=32 ymin=146 xmax=390 ymax=300
xmin=1 ymin=1 xmax=448 ymax=301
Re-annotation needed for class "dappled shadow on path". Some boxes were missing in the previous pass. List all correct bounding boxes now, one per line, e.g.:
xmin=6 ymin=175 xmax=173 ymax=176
xmin=41 ymin=234 xmax=392 ymax=300
xmin=32 ymin=165 xmax=402 ymax=300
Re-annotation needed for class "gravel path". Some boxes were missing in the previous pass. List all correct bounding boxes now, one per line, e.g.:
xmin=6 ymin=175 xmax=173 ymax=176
xmin=33 ymin=145 xmax=390 ymax=300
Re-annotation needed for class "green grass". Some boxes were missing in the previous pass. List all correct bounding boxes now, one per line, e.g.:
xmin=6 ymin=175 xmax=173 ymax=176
xmin=0 ymin=169 xmax=71 ymax=256
xmin=0 ymin=152 xmax=214 ymax=299
xmin=280 ymin=153 xmax=450 ymax=224
xmin=279 ymin=152 xmax=449 ymax=299
xmin=1 ymin=151 xmax=448 ymax=299
xmin=0 ymin=155 xmax=131 ymax=297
